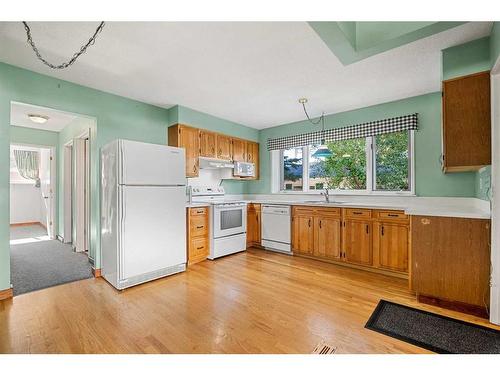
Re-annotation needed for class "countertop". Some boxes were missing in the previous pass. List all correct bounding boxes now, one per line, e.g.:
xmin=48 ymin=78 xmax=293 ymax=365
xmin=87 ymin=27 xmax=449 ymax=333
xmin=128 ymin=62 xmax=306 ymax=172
xmin=244 ymin=198 xmax=491 ymax=220
xmin=185 ymin=196 xmax=490 ymax=219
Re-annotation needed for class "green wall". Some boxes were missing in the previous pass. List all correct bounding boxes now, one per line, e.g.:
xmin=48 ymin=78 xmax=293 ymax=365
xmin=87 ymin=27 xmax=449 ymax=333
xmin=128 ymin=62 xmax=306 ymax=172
xmin=247 ymin=92 xmax=476 ymax=197
xmin=491 ymin=22 xmax=500 ymax=68
xmin=442 ymin=36 xmax=491 ymax=80
xmin=10 ymin=125 xmax=59 ymax=148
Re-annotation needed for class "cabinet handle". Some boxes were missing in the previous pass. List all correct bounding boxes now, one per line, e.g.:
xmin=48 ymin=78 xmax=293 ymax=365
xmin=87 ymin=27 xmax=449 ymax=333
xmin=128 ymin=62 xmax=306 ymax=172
xmin=319 ymin=220 xmax=322 ymax=229
xmin=388 ymin=214 xmax=399 ymax=217
xmin=381 ymin=226 xmax=384 ymax=236
xmin=353 ymin=211 xmax=363 ymax=215
xmin=193 ymin=165 xmax=197 ymax=172
xmin=366 ymin=224 xmax=369 ymax=234
xmin=196 ymin=246 xmax=204 ymax=250
xmin=212 ymin=147 xmax=215 ymax=154
xmin=308 ymin=219 xmax=311 ymax=227
xmin=196 ymin=225 xmax=204 ymax=229
xmin=196 ymin=210 xmax=204 ymax=214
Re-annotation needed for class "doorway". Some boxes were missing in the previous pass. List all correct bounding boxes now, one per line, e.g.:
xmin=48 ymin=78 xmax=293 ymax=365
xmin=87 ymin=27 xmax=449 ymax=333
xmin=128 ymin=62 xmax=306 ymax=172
xmin=9 ymin=101 xmax=95 ymax=296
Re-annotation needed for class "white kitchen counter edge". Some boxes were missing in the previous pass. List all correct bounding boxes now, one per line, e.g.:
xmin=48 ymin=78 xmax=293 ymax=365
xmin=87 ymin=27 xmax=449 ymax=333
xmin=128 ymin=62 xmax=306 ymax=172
xmin=231 ymin=195 xmax=491 ymax=219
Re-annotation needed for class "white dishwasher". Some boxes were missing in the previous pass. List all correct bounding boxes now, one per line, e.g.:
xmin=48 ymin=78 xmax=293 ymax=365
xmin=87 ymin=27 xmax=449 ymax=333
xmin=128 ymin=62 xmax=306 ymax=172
xmin=261 ymin=204 xmax=291 ymax=254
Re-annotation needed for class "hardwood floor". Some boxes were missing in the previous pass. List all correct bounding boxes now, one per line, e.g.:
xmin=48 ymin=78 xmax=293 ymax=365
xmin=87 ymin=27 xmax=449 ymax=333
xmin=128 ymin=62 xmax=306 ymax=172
xmin=0 ymin=248 xmax=497 ymax=354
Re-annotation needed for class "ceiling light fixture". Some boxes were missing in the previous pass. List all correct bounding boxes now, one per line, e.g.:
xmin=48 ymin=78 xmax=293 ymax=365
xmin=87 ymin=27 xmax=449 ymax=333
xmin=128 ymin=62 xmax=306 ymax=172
xmin=298 ymin=98 xmax=332 ymax=159
xmin=28 ymin=114 xmax=49 ymax=124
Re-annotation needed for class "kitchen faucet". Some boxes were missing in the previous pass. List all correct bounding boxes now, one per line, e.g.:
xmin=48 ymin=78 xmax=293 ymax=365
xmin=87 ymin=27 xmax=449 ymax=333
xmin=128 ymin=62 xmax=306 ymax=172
xmin=322 ymin=189 xmax=330 ymax=203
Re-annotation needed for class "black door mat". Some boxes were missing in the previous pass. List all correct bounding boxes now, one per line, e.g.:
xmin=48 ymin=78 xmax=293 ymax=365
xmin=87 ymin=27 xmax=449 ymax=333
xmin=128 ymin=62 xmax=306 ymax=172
xmin=365 ymin=300 xmax=500 ymax=354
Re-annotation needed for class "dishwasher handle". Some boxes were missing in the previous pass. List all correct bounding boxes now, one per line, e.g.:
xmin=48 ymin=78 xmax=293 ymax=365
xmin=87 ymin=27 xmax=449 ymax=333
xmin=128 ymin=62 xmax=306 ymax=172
xmin=262 ymin=205 xmax=291 ymax=215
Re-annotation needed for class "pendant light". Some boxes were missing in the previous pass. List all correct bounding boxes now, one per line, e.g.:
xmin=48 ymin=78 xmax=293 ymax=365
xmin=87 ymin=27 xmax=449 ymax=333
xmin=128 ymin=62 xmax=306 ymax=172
xmin=298 ymin=98 xmax=332 ymax=159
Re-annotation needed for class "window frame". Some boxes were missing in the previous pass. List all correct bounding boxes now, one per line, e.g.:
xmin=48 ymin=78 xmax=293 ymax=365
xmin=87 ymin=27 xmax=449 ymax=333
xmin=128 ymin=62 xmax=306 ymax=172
xmin=275 ymin=130 xmax=415 ymax=196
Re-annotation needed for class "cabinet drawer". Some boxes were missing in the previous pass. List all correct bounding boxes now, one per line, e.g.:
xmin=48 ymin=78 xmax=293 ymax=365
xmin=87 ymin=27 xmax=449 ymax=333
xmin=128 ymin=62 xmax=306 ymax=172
xmin=189 ymin=237 xmax=209 ymax=259
xmin=375 ymin=210 xmax=408 ymax=222
xmin=190 ymin=215 xmax=208 ymax=236
xmin=344 ymin=208 xmax=372 ymax=219
xmin=292 ymin=206 xmax=315 ymax=216
xmin=190 ymin=206 xmax=208 ymax=216
xmin=315 ymin=207 xmax=341 ymax=217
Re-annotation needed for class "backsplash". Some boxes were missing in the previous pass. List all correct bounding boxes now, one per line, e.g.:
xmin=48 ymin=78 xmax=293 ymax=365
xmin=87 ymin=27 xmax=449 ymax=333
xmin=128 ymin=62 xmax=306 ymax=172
xmin=476 ymin=166 xmax=492 ymax=201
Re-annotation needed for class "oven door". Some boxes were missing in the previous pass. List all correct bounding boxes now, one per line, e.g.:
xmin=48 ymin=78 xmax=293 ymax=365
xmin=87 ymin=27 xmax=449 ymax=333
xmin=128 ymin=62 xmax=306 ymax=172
xmin=213 ymin=204 xmax=247 ymax=238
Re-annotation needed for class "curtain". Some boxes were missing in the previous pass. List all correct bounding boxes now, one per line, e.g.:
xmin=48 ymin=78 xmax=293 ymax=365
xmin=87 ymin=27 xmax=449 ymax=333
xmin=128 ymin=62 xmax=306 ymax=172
xmin=267 ymin=113 xmax=418 ymax=151
xmin=14 ymin=150 xmax=40 ymax=187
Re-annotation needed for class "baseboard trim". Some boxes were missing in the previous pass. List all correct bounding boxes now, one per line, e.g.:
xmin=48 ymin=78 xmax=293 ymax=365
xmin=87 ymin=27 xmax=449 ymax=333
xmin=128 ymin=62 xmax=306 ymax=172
xmin=92 ymin=268 xmax=102 ymax=278
xmin=418 ymin=294 xmax=489 ymax=319
xmin=10 ymin=221 xmax=43 ymax=227
xmin=0 ymin=288 xmax=13 ymax=301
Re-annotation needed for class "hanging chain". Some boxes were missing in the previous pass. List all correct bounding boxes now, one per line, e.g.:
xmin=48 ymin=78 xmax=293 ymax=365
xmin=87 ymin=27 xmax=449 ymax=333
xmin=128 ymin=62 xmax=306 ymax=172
xmin=22 ymin=21 xmax=105 ymax=69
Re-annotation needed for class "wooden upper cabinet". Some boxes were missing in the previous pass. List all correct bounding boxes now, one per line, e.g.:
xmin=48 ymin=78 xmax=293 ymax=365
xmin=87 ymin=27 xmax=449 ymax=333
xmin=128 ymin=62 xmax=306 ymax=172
xmin=343 ymin=220 xmax=372 ymax=266
xmin=216 ymin=134 xmax=232 ymax=160
xmin=376 ymin=223 xmax=408 ymax=272
xmin=442 ymin=71 xmax=491 ymax=172
xmin=313 ymin=216 xmax=341 ymax=260
xmin=232 ymin=138 xmax=247 ymax=162
xmin=199 ymin=130 xmax=216 ymax=158
xmin=168 ymin=124 xmax=199 ymax=177
xmin=247 ymin=141 xmax=260 ymax=179
xmin=292 ymin=214 xmax=314 ymax=255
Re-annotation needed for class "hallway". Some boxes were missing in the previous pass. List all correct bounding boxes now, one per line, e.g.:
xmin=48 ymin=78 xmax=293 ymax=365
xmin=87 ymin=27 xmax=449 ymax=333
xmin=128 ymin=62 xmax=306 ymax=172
xmin=10 ymin=224 xmax=93 ymax=296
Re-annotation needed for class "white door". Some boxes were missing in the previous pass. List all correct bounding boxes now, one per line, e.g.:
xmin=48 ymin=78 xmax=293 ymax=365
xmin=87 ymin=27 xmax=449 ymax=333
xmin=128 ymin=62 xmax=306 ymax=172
xmin=39 ymin=148 xmax=55 ymax=238
xmin=74 ymin=138 xmax=86 ymax=252
xmin=120 ymin=185 xmax=186 ymax=280
xmin=120 ymin=140 xmax=185 ymax=186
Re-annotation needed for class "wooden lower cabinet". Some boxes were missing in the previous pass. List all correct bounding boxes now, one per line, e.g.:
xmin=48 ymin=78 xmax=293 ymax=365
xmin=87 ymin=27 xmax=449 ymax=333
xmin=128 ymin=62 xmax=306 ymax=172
xmin=314 ymin=216 xmax=341 ymax=260
xmin=292 ymin=214 xmax=314 ymax=255
xmin=343 ymin=219 xmax=372 ymax=266
xmin=374 ymin=222 xmax=409 ymax=272
xmin=247 ymin=203 xmax=261 ymax=247
xmin=291 ymin=206 xmax=409 ymax=278
xmin=411 ymin=215 xmax=490 ymax=317
xmin=187 ymin=207 xmax=210 ymax=265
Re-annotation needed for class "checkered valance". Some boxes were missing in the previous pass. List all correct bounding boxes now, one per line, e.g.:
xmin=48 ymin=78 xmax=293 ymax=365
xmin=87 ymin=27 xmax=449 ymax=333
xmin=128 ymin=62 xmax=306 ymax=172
xmin=267 ymin=113 xmax=418 ymax=151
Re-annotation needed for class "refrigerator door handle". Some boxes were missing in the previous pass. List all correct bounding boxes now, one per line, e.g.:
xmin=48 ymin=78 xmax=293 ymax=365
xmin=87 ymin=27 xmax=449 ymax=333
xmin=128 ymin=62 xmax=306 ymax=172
xmin=119 ymin=187 xmax=126 ymax=280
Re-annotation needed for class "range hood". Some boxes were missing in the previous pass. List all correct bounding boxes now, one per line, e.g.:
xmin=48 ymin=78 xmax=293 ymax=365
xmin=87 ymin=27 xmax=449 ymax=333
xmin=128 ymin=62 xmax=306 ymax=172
xmin=199 ymin=157 xmax=234 ymax=170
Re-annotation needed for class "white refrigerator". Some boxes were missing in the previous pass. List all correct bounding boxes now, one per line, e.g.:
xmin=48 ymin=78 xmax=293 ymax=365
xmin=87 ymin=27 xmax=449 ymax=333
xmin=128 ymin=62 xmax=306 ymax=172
xmin=101 ymin=139 xmax=187 ymax=290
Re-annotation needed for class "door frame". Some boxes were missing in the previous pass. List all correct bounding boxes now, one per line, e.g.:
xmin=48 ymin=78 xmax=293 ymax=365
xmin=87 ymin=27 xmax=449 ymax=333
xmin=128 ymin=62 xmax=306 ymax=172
xmin=9 ymin=142 xmax=57 ymax=239
xmin=73 ymin=129 xmax=91 ymax=253
xmin=490 ymin=67 xmax=500 ymax=325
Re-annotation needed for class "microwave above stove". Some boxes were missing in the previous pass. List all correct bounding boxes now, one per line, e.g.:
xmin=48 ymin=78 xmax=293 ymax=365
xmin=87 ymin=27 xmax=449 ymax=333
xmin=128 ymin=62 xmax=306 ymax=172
xmin=233 ymin=161 xmax=255 ymax=177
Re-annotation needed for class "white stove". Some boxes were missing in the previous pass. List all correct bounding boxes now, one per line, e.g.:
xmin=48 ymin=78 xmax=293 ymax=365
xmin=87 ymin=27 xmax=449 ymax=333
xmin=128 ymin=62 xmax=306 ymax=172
xmin=190 ymin=186 xmax=247 ymax=259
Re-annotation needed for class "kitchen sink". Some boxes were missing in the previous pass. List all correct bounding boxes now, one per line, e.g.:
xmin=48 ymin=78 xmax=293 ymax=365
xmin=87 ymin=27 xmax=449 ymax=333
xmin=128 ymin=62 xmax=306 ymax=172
xmin=300 ymin=200 xmax=345 ymax=204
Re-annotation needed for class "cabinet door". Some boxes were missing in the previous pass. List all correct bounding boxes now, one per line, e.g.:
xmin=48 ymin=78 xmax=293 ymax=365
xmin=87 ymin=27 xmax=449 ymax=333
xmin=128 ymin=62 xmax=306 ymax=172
xmin=343 ymin=220 xmax=372 ymax=266
xmin=246 ymin=204 xmax=261 ymax=246
xmin=199 ymin=130 xmax=216 ymax=158
xmin=232 ymin=138 xmax=247 ymax=162
xmin=216 ymin=134 xmax=232 ymax=160
xmin=292 ymin=215 xmax=314 ymax=255
xmin=179 ymin=126 xmax=199 ymax=177
xmin=442 ymin=71 xmax=491 ymax=172
xmin=378 ymin=223 xmax=408 ymax=272
xmin=313 ymin=216 xmax=341 ymax=260
xmin=247 ymin=141 xmax=259 ymax=179
xmin=411 ymin=216 xmax=490 ymax=307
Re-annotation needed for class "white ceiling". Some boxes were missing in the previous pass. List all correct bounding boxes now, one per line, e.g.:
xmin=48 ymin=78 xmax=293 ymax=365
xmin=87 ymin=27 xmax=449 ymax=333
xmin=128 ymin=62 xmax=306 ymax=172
xmin=11 ymin=101 xmax=78 ymax=132
xmin=0 ymin=22 xmax=493 ymax=129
